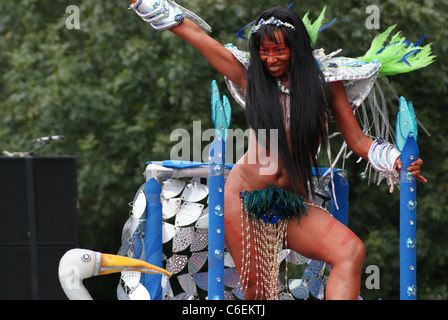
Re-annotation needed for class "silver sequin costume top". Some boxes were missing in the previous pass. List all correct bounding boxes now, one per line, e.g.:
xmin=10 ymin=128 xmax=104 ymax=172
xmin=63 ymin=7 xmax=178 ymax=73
xmin=223 ymin=43 xmax=381 ymax=114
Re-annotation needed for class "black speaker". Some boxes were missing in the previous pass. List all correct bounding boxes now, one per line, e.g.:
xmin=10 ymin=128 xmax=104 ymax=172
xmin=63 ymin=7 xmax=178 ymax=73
xmin=0 ymin=157 xmax=78 ymax=299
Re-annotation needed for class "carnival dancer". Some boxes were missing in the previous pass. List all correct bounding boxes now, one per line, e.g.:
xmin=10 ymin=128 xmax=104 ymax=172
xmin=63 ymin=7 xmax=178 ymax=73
xmin=127 ymin=1 xmax=429 ymax=299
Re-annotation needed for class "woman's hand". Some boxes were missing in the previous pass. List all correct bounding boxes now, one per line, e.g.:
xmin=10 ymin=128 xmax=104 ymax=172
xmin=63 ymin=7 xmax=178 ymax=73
xmin=395 ymin=158 xmax=428 ymax=183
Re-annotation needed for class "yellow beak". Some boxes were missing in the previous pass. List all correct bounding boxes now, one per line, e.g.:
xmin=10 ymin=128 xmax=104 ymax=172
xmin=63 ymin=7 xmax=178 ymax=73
xmin=96 ymin=253 xmax=172 ymax=278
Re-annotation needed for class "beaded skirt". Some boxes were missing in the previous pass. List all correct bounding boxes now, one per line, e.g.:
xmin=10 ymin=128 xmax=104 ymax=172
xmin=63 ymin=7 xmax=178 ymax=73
xmin=239 ymin=186 xmax=308 ymax=299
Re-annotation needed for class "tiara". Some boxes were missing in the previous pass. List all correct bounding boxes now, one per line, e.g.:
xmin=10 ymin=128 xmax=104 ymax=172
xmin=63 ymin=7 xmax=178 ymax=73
xmin=251 ymin=17 xmax=296 ymax=34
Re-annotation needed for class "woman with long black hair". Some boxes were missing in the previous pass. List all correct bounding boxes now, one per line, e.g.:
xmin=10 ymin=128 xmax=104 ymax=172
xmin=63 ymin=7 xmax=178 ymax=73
xmin=127 ymin=1 xmax=427 ymax=299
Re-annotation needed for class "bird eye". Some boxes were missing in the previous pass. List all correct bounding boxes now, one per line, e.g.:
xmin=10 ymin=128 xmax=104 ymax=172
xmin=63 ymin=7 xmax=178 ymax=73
xmin=81 ymin=253 xmax=91 ymax=262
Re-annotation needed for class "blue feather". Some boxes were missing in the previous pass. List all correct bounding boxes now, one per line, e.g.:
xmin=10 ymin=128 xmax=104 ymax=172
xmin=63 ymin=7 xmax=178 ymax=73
xmin=396 ymin=96 xmax=418 ymax=152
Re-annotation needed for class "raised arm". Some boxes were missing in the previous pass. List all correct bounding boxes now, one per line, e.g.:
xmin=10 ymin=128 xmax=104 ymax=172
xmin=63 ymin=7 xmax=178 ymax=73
xmin=169 ymin=19 xmax=247 ymax=92
xmin=127 ymin=0 xmax=247 ymax=91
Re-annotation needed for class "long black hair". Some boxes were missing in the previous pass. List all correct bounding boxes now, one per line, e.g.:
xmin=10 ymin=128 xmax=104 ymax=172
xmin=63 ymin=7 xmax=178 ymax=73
xmin=245 ymin=6 xmax=330 ymax=195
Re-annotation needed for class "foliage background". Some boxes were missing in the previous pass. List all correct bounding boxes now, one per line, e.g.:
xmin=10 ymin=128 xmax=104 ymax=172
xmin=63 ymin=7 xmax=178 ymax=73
xmin=1 ymin=0 xmax=446 ymax=299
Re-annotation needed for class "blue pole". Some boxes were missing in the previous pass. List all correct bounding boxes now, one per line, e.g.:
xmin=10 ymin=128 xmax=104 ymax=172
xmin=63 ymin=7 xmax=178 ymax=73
xmin=144 ymin=178 xmax=163 ymax=300
xmin=399 ymin=133 xmax=419 ymax=300
xmin=207 ymin=135 xmax=226 ymax=300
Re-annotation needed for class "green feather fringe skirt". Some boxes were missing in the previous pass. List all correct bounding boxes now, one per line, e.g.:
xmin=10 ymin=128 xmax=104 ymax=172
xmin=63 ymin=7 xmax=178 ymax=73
xmin=240 ymin=186 xmax=308 ymax=223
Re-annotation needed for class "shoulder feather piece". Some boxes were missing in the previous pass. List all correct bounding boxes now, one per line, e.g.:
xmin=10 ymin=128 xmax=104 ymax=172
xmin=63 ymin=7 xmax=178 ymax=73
xmin=358 ymin=25 xmax=435 ymax=76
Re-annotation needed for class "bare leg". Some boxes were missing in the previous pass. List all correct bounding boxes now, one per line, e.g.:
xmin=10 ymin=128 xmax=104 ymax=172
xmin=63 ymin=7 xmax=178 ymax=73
xmin=223 ymin=158 xmax=365 ymax=300
xmin=286 ymin=206 xmax=365 ymax=300
xmin=224 ymin=179 xmax=265 ymax=299
xmin=225 ymin=187 xmax=365 ymax=299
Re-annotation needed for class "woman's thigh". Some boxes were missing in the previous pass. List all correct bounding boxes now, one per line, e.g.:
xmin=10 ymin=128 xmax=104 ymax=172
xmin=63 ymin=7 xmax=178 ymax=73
xmin=287 ymin=204 xmax=361 ymax=265
xmin=223 ymin=184 xmax=245 ymax=272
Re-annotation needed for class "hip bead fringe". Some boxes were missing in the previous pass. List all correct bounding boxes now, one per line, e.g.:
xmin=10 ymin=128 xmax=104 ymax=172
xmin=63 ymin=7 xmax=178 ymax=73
xmin=238 ymin=187 xmax=313 ymax=299
xmin=240 ymin=201 xmax=289 ymax=300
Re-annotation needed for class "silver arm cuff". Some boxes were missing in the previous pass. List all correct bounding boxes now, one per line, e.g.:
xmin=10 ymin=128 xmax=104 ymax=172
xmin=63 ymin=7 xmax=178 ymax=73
xmin=368 ymin=138 xmax=401 ymax=192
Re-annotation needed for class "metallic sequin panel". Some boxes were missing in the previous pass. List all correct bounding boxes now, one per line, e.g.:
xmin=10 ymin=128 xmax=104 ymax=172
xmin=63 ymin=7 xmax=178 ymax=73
xmin=190 ymin=228 xmax=209 ymax=252
xmin=181 ymin=181 xmax=209 ymax=202
xmin=162 ymin=197 xmax=182 ymax=220
xmin=175 ymin=202 xmax=204 ymax=227
xmin=172 ymin=227 xmax=195 ymax=252
xmin=177 ymin=273 xmax=198 ymax=297
xmin=162 ymin=179 xmax=186 ymax=199
xmin=166 ymin=254 xmax=188 ymax=274
xmin=188 ymin=252 xmax=208 ymax=274
xmin=162 ymin=222 xmax=176 ymax=244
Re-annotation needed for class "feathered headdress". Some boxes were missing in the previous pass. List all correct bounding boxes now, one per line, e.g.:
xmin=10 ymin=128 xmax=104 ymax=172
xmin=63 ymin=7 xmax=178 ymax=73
xmin=236 ymin=4 xmax=336 ymax=47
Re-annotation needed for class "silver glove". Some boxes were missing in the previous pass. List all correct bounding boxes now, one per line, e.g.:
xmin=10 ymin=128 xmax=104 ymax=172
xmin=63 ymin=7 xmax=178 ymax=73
xmin=130 ymin=0 xmax=211 ymax=32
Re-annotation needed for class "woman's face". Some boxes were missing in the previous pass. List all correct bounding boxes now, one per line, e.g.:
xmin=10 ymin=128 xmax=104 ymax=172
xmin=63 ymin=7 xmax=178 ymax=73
xmin=259 ymin=30 xmax=291 ymax=78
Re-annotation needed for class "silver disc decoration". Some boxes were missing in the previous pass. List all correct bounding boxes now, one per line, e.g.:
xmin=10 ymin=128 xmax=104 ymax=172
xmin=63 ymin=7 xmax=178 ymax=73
xmin=166 ymin=254 xmax=188 ymax=274
xmin=118 ymin=176 xmax=342 ymax=300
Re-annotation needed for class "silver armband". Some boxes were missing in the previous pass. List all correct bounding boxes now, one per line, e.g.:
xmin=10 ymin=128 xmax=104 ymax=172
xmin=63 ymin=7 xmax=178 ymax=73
xmin=130 ymin=0 xmax=211 ymax=32
xmin=368 ymin=138 xmax=401 ymax=192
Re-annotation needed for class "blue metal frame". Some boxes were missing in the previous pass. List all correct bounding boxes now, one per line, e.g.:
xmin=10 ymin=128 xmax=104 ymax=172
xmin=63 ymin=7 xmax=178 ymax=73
xmin=207 ymin=136 xmax=226 ymax=299
xmin=143 ymin=178 xmax=163 ymax=300
xmin=399 ymin=133 xmax=419 ymax=300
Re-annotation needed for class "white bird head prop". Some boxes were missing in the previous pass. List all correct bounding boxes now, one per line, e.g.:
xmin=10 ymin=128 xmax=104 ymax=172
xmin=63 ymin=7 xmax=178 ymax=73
xmin=58 ymin=248 xmax=172 ymax=300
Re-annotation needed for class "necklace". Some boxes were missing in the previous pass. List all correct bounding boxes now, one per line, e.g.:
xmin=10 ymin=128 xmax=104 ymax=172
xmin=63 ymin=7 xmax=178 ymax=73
xmin=276 ymin=78 xmax=291 ymax=96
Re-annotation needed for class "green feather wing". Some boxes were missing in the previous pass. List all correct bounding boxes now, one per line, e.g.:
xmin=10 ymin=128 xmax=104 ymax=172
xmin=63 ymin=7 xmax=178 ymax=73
xmin=358 ymin=25 xmax=435 ymax=76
